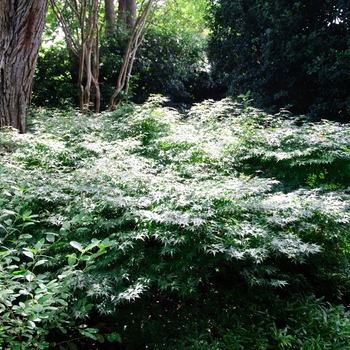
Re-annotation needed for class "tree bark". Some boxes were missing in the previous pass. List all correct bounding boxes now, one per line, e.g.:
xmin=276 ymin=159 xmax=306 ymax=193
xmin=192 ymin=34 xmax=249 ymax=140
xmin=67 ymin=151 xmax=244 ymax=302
xmin=118 ymin=0 xmax=137 ymax=31
xmin=105 ymin=0 xmax=116 ymax=35
xmin=0 ymin=0 xmax=48 ymax=133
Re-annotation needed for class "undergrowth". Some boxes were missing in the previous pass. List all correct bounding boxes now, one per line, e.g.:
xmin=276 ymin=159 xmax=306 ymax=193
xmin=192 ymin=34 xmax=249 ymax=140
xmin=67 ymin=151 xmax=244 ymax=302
xmin=1 ymin=96 xmax=350 ymax=349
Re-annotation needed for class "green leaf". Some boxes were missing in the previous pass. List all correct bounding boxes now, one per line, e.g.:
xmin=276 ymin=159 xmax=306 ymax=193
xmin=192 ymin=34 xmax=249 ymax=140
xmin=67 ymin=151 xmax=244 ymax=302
xmin=107 ymin=332 xmax=122 ymax=343
xmin=34 ymin=239 xmax=45 ymax=250
xmin=22 ymin=222 xmax=36 ymax=229
xmin=86 ymin=239 xmax=100 ymax=251
xmin=0 ymin=251 xmax=8 ymax=256
xmin=56 ymin=299 xmax=68 ymax=306
xmin=25 ymin=273 xmax=34 ymax=282
xmin=86 ymin=327 xmax=98 ymax=334
xmin=34 ymin=259 xmax=48 ymax=267
xmin=98 ymin=238 xmax=114 ymax=249
xmin=79 ymin=328 xmax=97 ymax=340
xmin=28 ymin=320 xmax=36 ymax=329
xmin=67 ymin=254 xmax=77 ymax=267
xmin=80 ymin=255 xmax=91 ymax=261
xmin=59 ymin=327 xmax=67 ymax=334
xmin=2 ymin=209 xmax=16 ymax=216
xmin=70 ymin=241 xmax=83 ymax=251
xmin=37 ymin=294 xmax=52 ymax=304
xmin=68 ymin=342 xmax=78 ymax=350
xmin=45 ymin=233 xmax=56 ymax=243
xmin=96 ymin=334 xmax=105 ymax=343
xmin=50 ymin=242 xmax=66 ymax=248
xmin=23 ymin=250 xmax=34 ymax=259
xmin=19 ymin=234 xmax=33 ymax=239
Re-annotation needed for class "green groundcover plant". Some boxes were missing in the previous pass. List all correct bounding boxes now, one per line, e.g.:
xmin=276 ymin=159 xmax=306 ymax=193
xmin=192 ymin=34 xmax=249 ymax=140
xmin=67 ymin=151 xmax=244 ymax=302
xmin=1 ymin=97 xmax=350 ymax=348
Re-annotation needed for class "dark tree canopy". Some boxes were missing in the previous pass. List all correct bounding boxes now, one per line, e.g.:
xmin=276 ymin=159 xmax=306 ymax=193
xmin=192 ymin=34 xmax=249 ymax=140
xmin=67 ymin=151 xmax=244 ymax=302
xmin=207 ymin=0 xmax=350 ymax=121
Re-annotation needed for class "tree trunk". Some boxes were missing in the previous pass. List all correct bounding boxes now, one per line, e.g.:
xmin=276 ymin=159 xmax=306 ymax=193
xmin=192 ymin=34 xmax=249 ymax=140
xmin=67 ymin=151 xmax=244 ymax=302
xmin=105 ymin=0 xmax=116 ymax=35
xmin=0 ymin=0 xmax=48 ymax=133
xmin=92 ymin=33 xmax=101 ymax=112
xmin=108 ymin=0 xmax=155 ymax=110
xmin=50 ymin=0 xmax=100 ymax=113
xmin=118 ymin=0 xmax=137 ymax=31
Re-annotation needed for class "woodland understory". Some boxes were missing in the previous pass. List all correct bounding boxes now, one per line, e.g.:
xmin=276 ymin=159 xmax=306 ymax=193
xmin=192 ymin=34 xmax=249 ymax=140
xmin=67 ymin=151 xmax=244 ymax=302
xmin=1 ymin=0 xmax=350 ymax=348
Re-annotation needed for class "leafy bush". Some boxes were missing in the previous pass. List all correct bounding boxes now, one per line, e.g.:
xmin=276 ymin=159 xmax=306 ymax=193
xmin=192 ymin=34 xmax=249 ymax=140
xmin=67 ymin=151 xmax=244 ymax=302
xmin=1 ymin=97 xmax=350 ymax=348
xmin=0 ymin=184 xmax=121 ymax=349
xmin=33 ymin=45 xmax=79 ymax=108
xmin=132 ymin=28 xmax=214 ymax=103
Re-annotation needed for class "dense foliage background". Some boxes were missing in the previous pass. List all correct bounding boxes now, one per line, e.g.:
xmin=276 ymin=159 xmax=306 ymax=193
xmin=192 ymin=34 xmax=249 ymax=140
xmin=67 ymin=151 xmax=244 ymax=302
xmin=33 ymin=0 xmax=350 ymax=123
xmin=207 ymin=0 xmax=350 ymax=121
xmin=1 ymin=98 xmax=350 ymax=348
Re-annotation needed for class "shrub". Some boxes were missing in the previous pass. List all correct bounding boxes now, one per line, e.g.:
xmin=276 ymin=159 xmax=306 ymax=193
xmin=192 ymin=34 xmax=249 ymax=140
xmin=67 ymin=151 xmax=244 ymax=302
xmin=0 ymin=184 xmax=122 ymax=349
xmin=33 ymin=45 xmax=79 ymax=108
xmin=1 ymin=97 xmax=350 ymax=347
